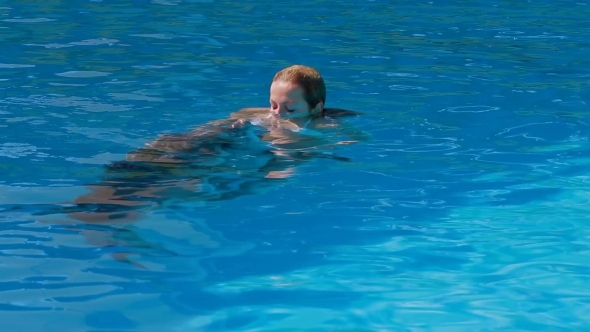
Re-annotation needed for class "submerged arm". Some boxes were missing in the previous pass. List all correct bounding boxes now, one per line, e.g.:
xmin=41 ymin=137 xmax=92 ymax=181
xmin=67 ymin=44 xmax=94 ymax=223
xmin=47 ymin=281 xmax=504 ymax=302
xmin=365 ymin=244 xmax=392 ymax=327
xmin=334 ymin=122 xmax=372 ymax=145
xmin=322 ymin=108 xmax=371 ymax=145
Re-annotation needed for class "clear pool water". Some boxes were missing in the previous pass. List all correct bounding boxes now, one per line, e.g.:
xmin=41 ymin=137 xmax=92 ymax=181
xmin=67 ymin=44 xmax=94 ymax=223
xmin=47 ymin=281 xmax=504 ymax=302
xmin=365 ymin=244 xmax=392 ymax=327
xmin=2 ymin=0 xmax=590 ymax=330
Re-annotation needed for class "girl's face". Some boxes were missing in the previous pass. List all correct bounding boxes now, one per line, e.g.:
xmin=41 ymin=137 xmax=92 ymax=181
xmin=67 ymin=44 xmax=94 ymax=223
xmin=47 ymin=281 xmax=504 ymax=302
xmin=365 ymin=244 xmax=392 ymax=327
xmin=269 ymin=81 xmax=322 ymax=119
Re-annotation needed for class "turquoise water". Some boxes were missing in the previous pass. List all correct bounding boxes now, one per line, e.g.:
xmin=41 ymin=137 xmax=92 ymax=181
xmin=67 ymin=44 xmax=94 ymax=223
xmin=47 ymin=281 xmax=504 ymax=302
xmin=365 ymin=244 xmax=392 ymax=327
xmin=2 ymin=0 xmax=590 ymax=330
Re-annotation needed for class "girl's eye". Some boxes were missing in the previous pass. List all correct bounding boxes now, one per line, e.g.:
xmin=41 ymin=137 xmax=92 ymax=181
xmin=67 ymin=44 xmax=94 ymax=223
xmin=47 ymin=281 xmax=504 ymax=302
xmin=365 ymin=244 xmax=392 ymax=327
xmin=286 ymin=109 xmax=295 ymax=113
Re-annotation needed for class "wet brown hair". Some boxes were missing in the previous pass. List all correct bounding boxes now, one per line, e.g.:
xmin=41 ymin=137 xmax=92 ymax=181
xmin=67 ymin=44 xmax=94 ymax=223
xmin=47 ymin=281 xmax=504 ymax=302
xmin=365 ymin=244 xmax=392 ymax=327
xmin=272 ymin=65 xmax=326 ymax=110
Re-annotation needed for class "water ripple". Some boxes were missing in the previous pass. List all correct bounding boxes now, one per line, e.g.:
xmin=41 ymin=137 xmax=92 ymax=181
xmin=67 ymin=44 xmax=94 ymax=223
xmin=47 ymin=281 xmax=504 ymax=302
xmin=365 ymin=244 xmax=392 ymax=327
xmin=129 ymin=33 xmax=189 ymax=40
xmin=388 ymin=85 xmax=428 ymax=91
xmin=0 ymin=63 xmax=35 ymax=68
xmin=56 ymin=71 xmax=112 ymax=78
xmin=0 ymin=143 xmax=51 ymax=159
xmin=496 ymin=122 xmax=580 ymax=142
xmin=23 ymin=43 xmax=74 ymax=49
xmin=439 ymin=105 xmax=500 ymax=113
xmin=3 ymin=18 xmax=56 ymax=23
xmin=69 ymin=38 xmax=119 ymax=46
xmin=3 ymin=95 xmax=132 ymax=113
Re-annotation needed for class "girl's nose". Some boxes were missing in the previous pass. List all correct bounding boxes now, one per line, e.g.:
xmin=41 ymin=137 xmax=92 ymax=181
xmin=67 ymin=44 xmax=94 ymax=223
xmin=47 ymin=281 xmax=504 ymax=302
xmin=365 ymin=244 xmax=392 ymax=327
xmin=270 ymin=105 xmax=286 ymax=116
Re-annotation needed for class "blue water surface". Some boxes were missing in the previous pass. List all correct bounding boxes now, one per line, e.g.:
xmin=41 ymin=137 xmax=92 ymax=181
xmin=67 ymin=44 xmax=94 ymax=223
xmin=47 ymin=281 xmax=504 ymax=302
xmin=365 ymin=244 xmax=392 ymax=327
xmin=2 ymin=0 xmax=590 ymax=330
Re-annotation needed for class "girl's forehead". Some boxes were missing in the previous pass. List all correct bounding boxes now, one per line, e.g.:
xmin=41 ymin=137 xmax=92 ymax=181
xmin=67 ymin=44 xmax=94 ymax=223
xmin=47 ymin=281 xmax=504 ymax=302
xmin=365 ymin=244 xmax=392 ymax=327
xmin=270 ymin=82 xmax=304 ymax=100
xmin=271 ymin=80 xmax=299 ymax=91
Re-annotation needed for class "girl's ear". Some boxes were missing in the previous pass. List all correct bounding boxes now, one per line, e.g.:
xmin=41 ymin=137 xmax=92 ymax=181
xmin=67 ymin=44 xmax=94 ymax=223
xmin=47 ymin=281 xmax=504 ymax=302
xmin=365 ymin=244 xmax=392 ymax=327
xmin=311 ymin=101 xmax=324 ymax=116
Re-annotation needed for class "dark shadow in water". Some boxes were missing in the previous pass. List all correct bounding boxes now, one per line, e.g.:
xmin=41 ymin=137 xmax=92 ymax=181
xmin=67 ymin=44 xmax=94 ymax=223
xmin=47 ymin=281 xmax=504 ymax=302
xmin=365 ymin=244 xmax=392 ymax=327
xmin=5 ymin=114 xmax=364 ymax=266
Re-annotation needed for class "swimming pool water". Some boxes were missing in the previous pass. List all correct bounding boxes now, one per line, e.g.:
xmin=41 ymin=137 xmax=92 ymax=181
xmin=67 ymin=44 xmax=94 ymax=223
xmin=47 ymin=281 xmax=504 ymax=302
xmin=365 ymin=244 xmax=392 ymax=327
xmin=2 ymin=0 xmax=590 ymax=330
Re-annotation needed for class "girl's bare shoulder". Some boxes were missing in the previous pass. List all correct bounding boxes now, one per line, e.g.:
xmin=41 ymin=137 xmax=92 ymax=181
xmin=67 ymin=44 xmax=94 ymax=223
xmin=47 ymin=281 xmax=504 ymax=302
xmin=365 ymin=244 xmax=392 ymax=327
xmin=310 ymin=108 xmax=362 ymax=129
xmin=324 ymin=108 xmax=363 ymax=118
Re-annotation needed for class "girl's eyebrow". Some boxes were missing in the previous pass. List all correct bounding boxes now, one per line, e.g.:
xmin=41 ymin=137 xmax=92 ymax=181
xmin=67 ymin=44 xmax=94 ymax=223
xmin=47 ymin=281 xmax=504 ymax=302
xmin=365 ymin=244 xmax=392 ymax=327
xmin=269 ymin=99 xmax=294 ymax=107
